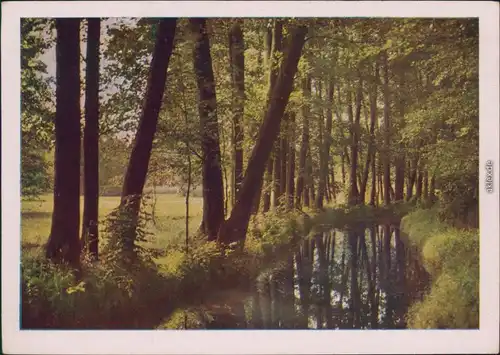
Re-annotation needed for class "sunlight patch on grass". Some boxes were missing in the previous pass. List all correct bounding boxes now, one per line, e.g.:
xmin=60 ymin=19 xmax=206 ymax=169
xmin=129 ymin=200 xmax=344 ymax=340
xmin=21 ymin=193 xmax=203 ymax=252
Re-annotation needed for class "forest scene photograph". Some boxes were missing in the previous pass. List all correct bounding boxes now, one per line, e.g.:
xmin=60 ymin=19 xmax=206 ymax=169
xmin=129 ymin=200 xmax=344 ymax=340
xmin=18 ymin=15 xmax=481 ymax=332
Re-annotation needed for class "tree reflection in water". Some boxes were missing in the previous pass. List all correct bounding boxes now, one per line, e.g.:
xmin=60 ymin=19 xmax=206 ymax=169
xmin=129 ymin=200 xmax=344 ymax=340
xmin=186 ymin=224 xmax=430 ymax=329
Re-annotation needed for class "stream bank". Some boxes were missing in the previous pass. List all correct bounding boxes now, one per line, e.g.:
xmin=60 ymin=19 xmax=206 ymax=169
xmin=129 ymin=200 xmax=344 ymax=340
xmin=401 ymin=207 xmax=479 ymax=328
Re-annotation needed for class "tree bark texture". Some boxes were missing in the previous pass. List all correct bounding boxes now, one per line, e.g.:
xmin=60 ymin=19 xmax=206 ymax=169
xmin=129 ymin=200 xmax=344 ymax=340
xmin=229 ymin=20 xmax=245 ymax=205
xmin=348 ymin=76 xmax=363 ymax=206
xmin=46 ymin=18 xmax=82 ymax=268
xmin=120 ymin=19 xmax=177 ymax=251
xmin=316 ymin=79 xmax=333 ymax=209
xmin=360 ymin=61 xmax=379 ymax=206
xmin=381 ymin=50 xmax=392 ymax=206
xmin=218 ymin=25 xmax=308 ymax=244
xmin=259 ymin=24 xmax=277 ymax=214
xmin=81 ymin=18 xmax=100 ymax=260
xmin=191 ymin=18 xmax=225 ymax=241
xmin=286 ymin=112 xmax=296 ymax=210
xmin=270 ymin=21 xmax=284 ymax=208
xmin=295 ymin=74 xmax=311 ymax=209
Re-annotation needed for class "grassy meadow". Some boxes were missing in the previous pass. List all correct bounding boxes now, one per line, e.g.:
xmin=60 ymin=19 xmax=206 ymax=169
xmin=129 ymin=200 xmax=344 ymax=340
xmin=21 ymin=193 xmax=203 ymax=258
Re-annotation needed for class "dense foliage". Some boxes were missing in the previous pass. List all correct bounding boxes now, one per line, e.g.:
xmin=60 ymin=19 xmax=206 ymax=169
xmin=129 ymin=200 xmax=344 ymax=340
xmin=20 ymin=17 xmax=479 ymax=330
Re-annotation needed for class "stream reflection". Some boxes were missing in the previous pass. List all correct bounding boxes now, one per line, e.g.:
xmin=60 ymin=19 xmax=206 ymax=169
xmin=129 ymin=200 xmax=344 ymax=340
xmin=174 ymin=224 xmax=430 ymax=329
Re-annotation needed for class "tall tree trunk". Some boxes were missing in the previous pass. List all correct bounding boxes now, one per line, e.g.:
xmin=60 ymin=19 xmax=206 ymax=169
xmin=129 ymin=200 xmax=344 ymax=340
xmin=370 ymin=150 xmax=377 ymax=206
xmin=394 ymin=158 xmax=405 ymax=202
xmin=314 ymin=79 xmax=324 ymax=210
xmin=295 ymin=74 xmax=311 ymax=209
xmin=341 ymin=151 xmax=346 ymax=192
xmin=184 ymin=95 xmax=192 ymax=257
xmin=218 ymin=25 xmax=308 ymax=244
xmin=259 ymin=24 xmax=278 ymax=214
xmin=360 ymin=61 xmax=379 ymax=206
xmin=270 ymin=21 xmax=284 ymax=208
xmin=262 ymin=158 xmax=273 ymax=213
xmin=286 ymin=112 xmax=296 ymax=210
xmin=348 ymin=75 xmax=362 ymax=206
xmin=252 ymin=185 xmax=263 ymax=214
xmin=81 ymin=18 xmax=100 ymax=260
xmin=325 ymin=172 xmax=331 ymax=204
xmin=405 ymin=160 xmax=411 ymax=200
xmin=280 ymin=115 xmax=288 ymax=199
xmin=309 ymin=156 xmax=316 ymax=204
xmin=334 ymin=84 xmax=346 ymax=197
xmin=357 ymin=169 xmax=363 ymax=196
xmin=190 ymin=18 xmax=225 ymax=241
xmin=46 ymin=18 xmax=82 ymax=268
xmin=415 ymin=168 xmax=423 ymax=201
xmin=222 ymin=151 xmax=229 ymax=217
xmin=250 ymin=27 xmax=273 ymax=215
xmin=120 ymin=19 xmax=177 ymax=252
xmin=381 ymin=50 xmax=391 ymax=206
xmin=303 ymin=183 xmax=310 ymax=208
xmin=406 ymin=157 xmax=418 ymax=201
xmin=394 ymin=63 xmax=407 ymax=203
xmin=359 ymin=138 xmax=372 ymax=205
xmin=229 ymin=19 xmax=245 ymax=205
xmin=304 ymin=154 xmax=314 ymax=208
xmin=316 ymin=79 xmax=333 ymax=209
xmin=272 ymin=139 xmax=282 ymax=208
xmin=378 ymin=155 xmax=384 ymax=204
xmin=423 ymin=170 xmax=429 ymax=200
xmin=429 ymin=174 xmax=436 ymax=203
xmin=330 ymin=164 xmax=337 ymax=203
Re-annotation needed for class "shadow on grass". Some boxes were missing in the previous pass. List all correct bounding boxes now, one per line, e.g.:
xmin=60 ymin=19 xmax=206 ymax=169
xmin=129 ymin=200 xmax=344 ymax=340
xmin=21 ymin=242 xmax=44 ymax=250
xmin=22 ymin=211 xmax=52 ymax=219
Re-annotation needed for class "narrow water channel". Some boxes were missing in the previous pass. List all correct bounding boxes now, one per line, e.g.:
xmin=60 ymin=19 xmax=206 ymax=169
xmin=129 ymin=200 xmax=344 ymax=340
xmin=161 ymin=224 xmax=430 ymax=329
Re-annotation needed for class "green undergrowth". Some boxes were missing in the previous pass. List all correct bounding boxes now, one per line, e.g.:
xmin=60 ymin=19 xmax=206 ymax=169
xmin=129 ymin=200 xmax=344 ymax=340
xmin=22 ymin=243 xmax=258 ymax=328
xmin=401 ymin=206 xmax=479 ymax=329
xmin=22 ymin=203 xmax=415 ymax=329
xmin=22 ymin=251 xmax=172 ymax=328
xmin=21 ymin=209 xmax=309 ymax=329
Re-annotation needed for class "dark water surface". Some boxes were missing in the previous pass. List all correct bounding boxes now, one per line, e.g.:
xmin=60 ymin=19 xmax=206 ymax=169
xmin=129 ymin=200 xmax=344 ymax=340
xmin=162 ymin=224 xmax=430 ymax=329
